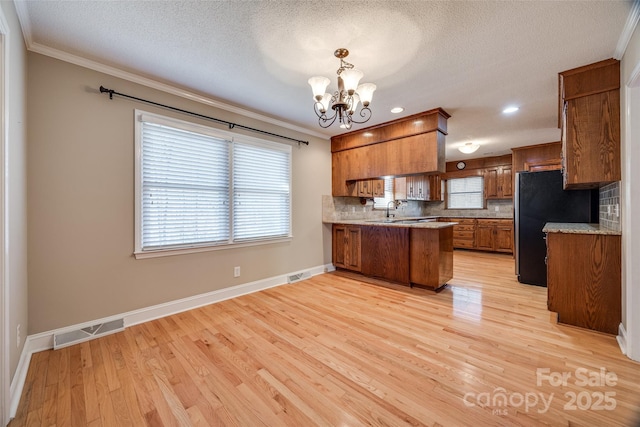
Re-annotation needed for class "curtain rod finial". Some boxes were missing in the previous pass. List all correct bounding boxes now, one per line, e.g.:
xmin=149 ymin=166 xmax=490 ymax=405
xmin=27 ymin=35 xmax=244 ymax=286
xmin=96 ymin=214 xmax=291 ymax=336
xmin=99 ymin=85 xmax=114 ymax=99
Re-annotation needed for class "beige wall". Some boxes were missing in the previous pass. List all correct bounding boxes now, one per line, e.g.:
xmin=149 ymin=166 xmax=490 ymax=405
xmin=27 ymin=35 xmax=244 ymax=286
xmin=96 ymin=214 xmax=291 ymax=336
xmin=27 ymin=53 xmax=332 ymax=334
xmin=0 ymin=1 xmax=29 ymax=386
xmin=621 ymin=23 xmax=640 ymax=359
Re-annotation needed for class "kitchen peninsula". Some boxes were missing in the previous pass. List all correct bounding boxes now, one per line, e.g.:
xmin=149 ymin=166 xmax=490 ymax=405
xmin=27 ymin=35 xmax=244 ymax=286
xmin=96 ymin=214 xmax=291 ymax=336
xmin=330 ymin=218 xmax=456 ymax=291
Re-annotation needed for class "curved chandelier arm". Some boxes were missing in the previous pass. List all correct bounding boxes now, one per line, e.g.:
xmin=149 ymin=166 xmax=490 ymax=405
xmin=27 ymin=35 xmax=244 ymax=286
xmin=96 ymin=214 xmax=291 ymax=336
xmin=312 ymin=101 xmax=339 ymax=128
xmin=349 ymin=106 xmax=372 ymax=124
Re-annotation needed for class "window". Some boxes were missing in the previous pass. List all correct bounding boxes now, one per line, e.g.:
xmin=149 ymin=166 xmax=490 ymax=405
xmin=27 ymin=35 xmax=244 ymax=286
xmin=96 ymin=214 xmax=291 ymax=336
xmin=134 ymin=111 xmax=291 ymax=258
xmin=447 ymin=176 xmax=484 ymax=209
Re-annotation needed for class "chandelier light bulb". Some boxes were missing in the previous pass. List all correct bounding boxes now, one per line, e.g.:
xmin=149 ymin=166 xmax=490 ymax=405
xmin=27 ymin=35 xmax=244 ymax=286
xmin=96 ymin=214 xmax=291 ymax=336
xmin=308 ymin=76 xmax=330 ymax=101
xmin=340 ymin=68 xmax=364 ymax=94
xmin=357 ymin=83 xmax=377 ymax=107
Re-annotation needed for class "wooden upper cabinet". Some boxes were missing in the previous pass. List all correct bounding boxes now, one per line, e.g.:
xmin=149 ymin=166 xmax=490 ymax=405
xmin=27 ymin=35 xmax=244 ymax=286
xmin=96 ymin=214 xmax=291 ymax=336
xmin=394 ymin=177 xmax=407 ymax=200
xmin=559 ymin=59 xmax=621 ymax=189
xmin=331 ymin=109 xmax=450 ymax=196
xmin=357 ymin=180 xmax=373 ymax=198
xmin=400 ymin=174 xmax=441 ymax=201
xmin=484 ymin=166 xmax=512 ymax=199
xmin=512 ymin=142 xmax=563 ymax=172
xmin=356 ymin=179 xmax=384 ymax=198
xmin=372 ymin=179 xmax=385 ymax=197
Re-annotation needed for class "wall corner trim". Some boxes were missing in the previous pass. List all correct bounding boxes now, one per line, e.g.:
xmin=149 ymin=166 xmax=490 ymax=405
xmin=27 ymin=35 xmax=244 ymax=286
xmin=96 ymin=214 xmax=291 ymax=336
xmin=8 ymin=263 xmax=333 ymax=419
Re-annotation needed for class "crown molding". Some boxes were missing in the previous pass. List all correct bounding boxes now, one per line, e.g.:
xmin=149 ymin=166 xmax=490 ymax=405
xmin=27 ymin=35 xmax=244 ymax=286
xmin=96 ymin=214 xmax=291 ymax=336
xmin=614 ymin=0 xmax=640 ymax=60
xmin=12 ymin=0 xmax=328 ymax=141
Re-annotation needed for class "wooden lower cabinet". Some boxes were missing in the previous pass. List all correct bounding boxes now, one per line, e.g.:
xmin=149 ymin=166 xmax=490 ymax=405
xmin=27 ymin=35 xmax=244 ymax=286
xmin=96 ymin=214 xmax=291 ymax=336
xmin=332 ymin=223 xmax=454 ymax=290
xmin=410 ymin=226 xmax=453 ymax=290
xmin=475 ymin=219 xmax=514 ymax=254
xmin=332 ymin=225 xmax=362 ymax=272
xmin=441 ymin=218 xmax=476 ymax=249
xmin=546 ymin=232 xmax=621 ymax=334
xmin=361 ymin=226 xmax=410 ymax=284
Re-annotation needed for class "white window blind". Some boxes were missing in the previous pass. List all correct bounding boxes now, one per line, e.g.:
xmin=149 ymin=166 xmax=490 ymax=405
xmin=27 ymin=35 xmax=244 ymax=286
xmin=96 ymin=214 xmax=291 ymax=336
xmin=135 ymin=111 xmax=292 ymax=256
xmin=447 ymin=176 xmax=484 ymax=209
xmin=233 ymin=141 xmax=291 ymax=241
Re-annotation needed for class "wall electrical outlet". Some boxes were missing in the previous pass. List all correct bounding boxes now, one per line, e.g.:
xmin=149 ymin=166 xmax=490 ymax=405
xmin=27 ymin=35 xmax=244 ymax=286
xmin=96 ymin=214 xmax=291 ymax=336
xmin=234 ymin=266 xmax=241 ymax=277
xmin=16 ymin=324 xmax=21 ymax=348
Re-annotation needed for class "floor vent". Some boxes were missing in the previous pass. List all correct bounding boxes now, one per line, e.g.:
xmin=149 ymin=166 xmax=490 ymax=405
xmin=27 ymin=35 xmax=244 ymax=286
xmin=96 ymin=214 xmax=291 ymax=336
xmin=287 ymin=270 xmax=311 ymax=284
xmin=53 ymin=318 xmax=125 ymax=349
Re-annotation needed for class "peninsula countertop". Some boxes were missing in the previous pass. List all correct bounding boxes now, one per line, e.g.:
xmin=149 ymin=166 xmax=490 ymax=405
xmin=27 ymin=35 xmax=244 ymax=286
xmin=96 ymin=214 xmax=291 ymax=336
xmin=542 ymin=222 xmax=622 ymax=236
xmin=326 ymin=217 xmax=457 ymax=229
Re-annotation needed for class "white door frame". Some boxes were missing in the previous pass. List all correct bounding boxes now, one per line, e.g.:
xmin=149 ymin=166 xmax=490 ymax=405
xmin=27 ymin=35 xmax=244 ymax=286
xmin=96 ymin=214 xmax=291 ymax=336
xmin=0 ymin=7 xmax=9 ymax=425
xmin=623 ymin=61 xmax=640 ymax=362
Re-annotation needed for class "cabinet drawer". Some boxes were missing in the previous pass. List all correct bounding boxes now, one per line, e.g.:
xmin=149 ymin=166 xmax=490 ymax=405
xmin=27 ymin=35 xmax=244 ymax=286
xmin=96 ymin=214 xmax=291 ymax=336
xmin=450 ymin=218 xmax=476 ymax=225
xmin=477 ymin=219 xmax=512 ymax=226
xmin=453 ymin=230 xmax=475 ymax=240
xmin=453 ymin=225 xmax=475 ymax=232
xmin=453 ymin=239 xmax=475 ymax=249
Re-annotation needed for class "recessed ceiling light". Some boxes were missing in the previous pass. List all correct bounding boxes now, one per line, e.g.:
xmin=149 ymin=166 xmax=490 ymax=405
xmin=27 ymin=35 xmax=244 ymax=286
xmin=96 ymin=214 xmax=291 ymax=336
xmin=503 ymin=106 xmax=519 ymax=114
xmin=391 ymin=107 xmax=404 ymax=114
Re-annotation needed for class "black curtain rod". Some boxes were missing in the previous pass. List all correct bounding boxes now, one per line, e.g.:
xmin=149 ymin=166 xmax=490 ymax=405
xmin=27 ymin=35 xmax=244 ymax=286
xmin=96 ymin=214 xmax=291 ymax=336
xmin=98 ymin=86 xmax=309 ymax=146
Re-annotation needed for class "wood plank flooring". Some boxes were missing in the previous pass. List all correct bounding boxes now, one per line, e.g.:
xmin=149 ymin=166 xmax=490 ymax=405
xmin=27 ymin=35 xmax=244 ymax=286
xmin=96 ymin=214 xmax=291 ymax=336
xmin=10 ymin=250 xmax=640 ymax=426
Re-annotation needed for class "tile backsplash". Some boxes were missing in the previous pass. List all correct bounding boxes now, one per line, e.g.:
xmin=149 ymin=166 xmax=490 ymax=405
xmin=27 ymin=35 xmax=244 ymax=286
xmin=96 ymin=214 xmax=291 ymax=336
xmin=322 ymin=195 xmax=513 ymax=222
xmin=599 ymin=182 xmax=621 ymax=231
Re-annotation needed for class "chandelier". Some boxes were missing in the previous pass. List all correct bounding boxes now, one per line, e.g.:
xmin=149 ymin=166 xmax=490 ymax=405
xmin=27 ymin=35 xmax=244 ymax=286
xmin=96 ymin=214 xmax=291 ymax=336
xmin=308 ymin=48 xmax=377 ymax=130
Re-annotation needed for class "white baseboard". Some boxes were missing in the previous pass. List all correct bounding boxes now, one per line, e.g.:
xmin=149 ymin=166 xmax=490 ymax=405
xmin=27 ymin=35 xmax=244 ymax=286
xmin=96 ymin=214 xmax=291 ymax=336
xmin=617 ymin=322 xmax=627 ymax=355
xmin=9 ymin=263 xmax=332 ymax=419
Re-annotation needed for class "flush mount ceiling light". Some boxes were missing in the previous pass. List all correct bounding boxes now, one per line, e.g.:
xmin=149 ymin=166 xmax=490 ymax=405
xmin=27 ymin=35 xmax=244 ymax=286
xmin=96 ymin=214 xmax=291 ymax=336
xmin=458 ymin=142 xmax=480 ymax=154
xmin=503 ymin=106 xmax=519 ymax=114
xmin=391 ymin=107 xmax=404 ymax=114
xmin=308 ymin=48 xmax=377 ymax=130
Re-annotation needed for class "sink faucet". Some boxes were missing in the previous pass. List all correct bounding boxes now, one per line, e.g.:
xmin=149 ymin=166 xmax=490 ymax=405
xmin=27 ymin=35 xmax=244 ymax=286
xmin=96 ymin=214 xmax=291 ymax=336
xmin=386 ymin=200 xmax=397 ymax=218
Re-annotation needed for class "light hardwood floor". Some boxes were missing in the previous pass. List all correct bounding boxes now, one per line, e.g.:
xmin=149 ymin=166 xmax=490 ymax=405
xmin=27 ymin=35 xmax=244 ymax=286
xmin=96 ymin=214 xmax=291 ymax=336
xmin=10 ymin=251 xmax=640 ymax=426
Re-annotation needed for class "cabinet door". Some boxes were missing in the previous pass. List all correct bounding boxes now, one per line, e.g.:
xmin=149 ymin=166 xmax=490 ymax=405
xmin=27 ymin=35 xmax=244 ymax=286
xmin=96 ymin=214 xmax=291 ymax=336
xmin=394 ymin=177 xmax=407 ymax=200
xmin=484 ymin=169 xmax=499 ymax=199
xmin=500 ymin=167 xmax=513 ymax=198
xmin=563 ymin=90 xmax=620 ymax=188
xmin=427 ymin=175 xmax=442 ymax=201
xmin=357 ymin=180 xmax=373 ymax=198
xmin=415 ymin=175 xmax=426 ymax=200
xmin=475 ymin=224 xmax=495 ymax=251
xmin=333 ymin=225 xmax=347 ymax=268
xmin=346 ymin=227 xmax=362 ymax=271
xmin=332 ymin=225 xmax=361 ymax=271
xmin=372 ymin=179 xmax=385 ymax=197
xmin=495 ymin=225 xmax=513 ymax=253
xmin=406 ymin=176 xmax=415 ymax=199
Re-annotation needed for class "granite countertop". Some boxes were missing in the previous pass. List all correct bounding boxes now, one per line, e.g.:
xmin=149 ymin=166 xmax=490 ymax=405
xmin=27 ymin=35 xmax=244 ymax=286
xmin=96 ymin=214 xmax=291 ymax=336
xmin=542 ymin=222 xmax=622 ymax=236
xmin=329 ymin=217 xmax=457 ymax=229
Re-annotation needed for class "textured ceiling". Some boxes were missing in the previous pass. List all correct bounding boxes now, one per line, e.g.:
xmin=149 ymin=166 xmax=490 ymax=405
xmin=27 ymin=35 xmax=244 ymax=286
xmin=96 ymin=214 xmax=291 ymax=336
xmin=15 ymin=0 xmax=634 ymax=160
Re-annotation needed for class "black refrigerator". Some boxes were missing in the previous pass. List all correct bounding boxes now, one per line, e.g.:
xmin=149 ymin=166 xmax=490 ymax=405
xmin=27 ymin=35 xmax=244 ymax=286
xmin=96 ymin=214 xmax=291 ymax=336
xmin=515 ymin=170 xmax=598 ymax=286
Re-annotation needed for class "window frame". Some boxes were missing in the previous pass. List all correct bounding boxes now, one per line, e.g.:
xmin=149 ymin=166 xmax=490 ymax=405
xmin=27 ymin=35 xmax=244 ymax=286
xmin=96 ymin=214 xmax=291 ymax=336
xmin=446 ymin=176 xmax=485 ymax=209
xmin=134 ymin=110 xmax=292 ymax=259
